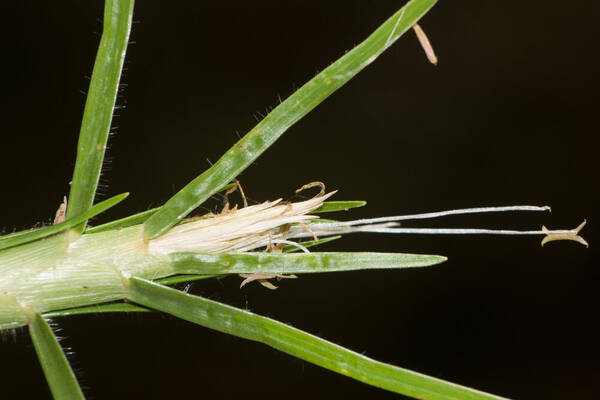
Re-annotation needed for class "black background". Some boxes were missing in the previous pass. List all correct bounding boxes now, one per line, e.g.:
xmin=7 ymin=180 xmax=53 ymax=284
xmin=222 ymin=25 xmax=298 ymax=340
xmin=1 ymin=1 xmax=598 ymax=399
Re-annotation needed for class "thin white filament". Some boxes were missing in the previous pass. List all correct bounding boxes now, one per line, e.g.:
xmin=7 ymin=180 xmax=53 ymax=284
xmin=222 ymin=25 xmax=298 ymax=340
xmin=289 ymin=224 xmax=573 ymax=238
xmin=352 ymin=227 xmax=573 ymax=235
xmin=323 ymin=205 xmax=551 ymax=227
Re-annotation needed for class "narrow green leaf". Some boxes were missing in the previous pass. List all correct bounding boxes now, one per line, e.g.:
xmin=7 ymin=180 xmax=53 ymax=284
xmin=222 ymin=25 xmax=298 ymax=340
xmin=143 ymin=0 xmax=438 ymax=239
xmin=66 ymin=0 xmax=134 ymax=233
xmin=0 ymin=193 xmax=128 ymax=251
xmin=29 ymin=313 xmax=85 ymax=400
xmin=154 ymin=274 xmax=223 ymax=285
xmin=85 ymin=183 xmax=235 ymax=234
xmin=282 ymin=235 xmax=342 ymax=252
xmin=170 ymin=252 xmax=446 ymax=275
xmin=85 ymin=207 xmax=159 ymax=234
xmin=0 ymin=226 xmax=44 ymax=241
xmin=43 ymin=303 xmax=150 ymax=318
xmin=128 ymin=278 xmax=506 ymax=399
xmin=312 ymin=201 xmax=366 ymax=213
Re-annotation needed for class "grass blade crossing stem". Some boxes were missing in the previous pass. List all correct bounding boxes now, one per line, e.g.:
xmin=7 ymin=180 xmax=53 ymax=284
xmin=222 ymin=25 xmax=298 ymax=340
xmin=128 ymin=278 xmax=507 ymax=400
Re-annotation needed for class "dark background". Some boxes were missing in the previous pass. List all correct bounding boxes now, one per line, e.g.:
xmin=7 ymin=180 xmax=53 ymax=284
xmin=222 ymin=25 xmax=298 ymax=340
xmin=1 ymin=1 xmax=598 ymax=399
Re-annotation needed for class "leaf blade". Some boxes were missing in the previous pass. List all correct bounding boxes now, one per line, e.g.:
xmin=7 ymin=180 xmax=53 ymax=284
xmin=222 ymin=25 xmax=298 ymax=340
xmin=143 ymin=0 xmax=438 ymax=239
xmin=29 ymin=313 xmax=85 ymax=400
xmin=128 ymin=278 xmax=506 ymax=400
xmin=66 ymin=0 xmax=134 ymax=233
xmin=170 ymin=251 xmax=446 ymax=275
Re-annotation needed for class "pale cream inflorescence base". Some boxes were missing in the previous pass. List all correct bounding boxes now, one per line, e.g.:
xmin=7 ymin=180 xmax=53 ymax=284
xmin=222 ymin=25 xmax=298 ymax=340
xmin=149 ymin=192 xmax=335 ymax=255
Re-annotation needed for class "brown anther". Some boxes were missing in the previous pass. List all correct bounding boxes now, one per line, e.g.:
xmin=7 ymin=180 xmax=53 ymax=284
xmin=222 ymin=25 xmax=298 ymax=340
xmin=226 ymin=178 xmax=248 ymax=208
xmin=297 ymin=221 xmax=319 ymax=242
xmin=225 ymin=185 xmax=237 ymax=195
xmin=413 ymin=23 xmax=438 ymax=65
xmin=541 ymin=220 xmax=588 ymax=247
xmin=221 ymin=201 xmax=230 ymax=214
xmin=258 ymin=280 xmax=278 ymax=290
xmin=239 ymin=273 xmax=297 ymax=290
xmin=53 ymin=196 xmax=67 ymax=224
xmin=295 ymin=181 xmax=326 ymax=198
xmin=218 ymin=202 xmax=238 ymax=217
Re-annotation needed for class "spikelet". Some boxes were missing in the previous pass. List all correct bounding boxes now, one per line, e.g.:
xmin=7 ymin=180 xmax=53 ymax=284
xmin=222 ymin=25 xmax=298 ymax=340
xmin=148 ymin=191 xmax=336 ymax=256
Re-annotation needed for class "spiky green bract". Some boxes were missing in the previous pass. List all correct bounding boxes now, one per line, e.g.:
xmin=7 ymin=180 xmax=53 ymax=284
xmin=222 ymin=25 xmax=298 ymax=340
xmin=66 ymin=0 xmax=134 ymax=233
xmin=143 ymin=0 xmax=438 ymax=239
xmin=29 ymin=313 xmax=85 ymax=400
xmin=0 ymin=193 xmax=128 ymax=251
xmin=170 ymin=252 xmax=446 ymax=275
xmin=312 ymin=201 xmax=366 ymax=213
xmin=128 ymin=278 xmax=507 ymax=400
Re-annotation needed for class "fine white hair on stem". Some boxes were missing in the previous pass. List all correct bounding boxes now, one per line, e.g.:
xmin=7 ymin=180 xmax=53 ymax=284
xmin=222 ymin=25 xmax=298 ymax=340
xmin=271 ymin=239 xmax=310 ymax=254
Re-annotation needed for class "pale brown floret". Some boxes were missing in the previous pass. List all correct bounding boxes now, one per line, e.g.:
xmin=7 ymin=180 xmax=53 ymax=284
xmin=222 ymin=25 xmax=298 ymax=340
xmin=413 ymin=23 xmax=438 ymax=65
xmin=53 ymin=196 xmax=68 ymax=225
xmin=239 ymin=273 xmax=298 ymax=290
